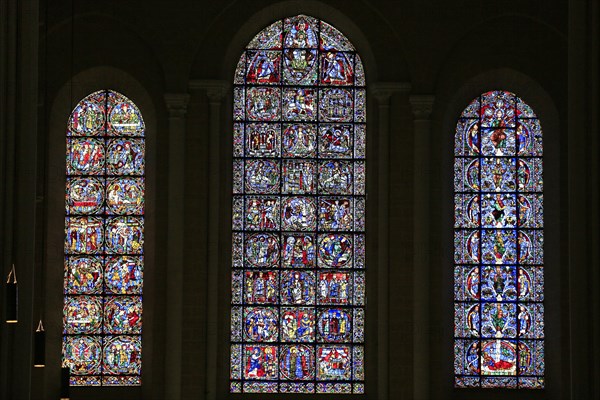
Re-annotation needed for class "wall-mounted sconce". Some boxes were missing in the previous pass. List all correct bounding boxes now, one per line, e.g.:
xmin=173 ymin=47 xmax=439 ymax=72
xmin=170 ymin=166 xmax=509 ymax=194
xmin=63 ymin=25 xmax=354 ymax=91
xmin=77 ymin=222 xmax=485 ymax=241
xmin=5 ymin=265 xmax=17 ymax=323
xmin=33 ymin=320 xmax=45 ymax=367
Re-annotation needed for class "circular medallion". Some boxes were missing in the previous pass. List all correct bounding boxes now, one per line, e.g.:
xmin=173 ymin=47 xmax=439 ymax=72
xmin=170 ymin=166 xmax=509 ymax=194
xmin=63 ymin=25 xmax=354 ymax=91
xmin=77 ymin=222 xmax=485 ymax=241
xmin=318 ymin=234 xmax=352 ymax=268
xmin=244 ymin=307 xmax=278 ymax=342
xmin=279 ymin=344 xmax=315 ymax=380
xmin=245 ymin=233 xmax=280 ymax=268
xmin=317 ymin=308 xmax=351 ymax=342
xmin=245 ymin=159 xmax=279 ymax=193
xmin=67 ymin=177 xmax=104 ymax=214
xmin=282 ymin=197 xmax=317 ymax=231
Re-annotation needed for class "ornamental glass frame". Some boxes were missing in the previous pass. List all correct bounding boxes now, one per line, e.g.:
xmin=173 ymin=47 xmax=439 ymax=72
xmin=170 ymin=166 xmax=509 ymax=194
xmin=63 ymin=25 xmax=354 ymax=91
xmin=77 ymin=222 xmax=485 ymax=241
xmin=230 ymin=15 xmax=366 ymax=394
xmin=453 ymin=90 xmax=544 ymax=389
xmin=62 ymin=90 xmax=145 ymax=386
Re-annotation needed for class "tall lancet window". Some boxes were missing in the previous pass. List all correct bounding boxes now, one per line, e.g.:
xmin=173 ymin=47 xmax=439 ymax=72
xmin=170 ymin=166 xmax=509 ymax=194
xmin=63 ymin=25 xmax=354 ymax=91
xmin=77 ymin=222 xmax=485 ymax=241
xmin=63 ymin=90 xmax=145 ymax=386
xmin=453 ymin=91 xmax=544 ymax=389
xmin=230 ymin=15 xmax=366 ymax=394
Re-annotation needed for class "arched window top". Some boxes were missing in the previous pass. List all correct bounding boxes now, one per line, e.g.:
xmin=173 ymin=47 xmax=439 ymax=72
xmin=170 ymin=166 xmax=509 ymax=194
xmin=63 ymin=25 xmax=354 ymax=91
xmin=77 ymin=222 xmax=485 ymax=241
xmin=63 ymin=89 xmax=145 ymax=386
xmin=68 ymin=90 xmax=145 ymax=137
xmin=460 ymin=90 xmax=538 ymax=120
xmin=234 ymin=14 xmax=365 ymax=87
xmin=230 ymin=15 xmax=366 ymax=395
xmin=455 ymin=90 xmax=542 ymax=158
xmin=453 ymin=90 xmax=544 ymax=389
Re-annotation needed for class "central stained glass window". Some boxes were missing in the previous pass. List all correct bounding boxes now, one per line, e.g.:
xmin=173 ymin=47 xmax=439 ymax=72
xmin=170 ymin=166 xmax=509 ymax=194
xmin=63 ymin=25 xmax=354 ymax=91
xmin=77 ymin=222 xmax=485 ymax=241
xmin=453 ymin=90 xmax=544 ymax=389
xmin=230 ymin=15 xmax=366 ymax=394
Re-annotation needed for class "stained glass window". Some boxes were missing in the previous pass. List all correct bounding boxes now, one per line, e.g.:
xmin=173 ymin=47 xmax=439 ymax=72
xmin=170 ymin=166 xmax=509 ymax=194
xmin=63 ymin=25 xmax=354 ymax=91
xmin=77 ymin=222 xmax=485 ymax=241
xmin=230 ymin=15 xmax=366 ymax=394
xmin=453 ymin=90 xmax=544 ymax=389
xmin=62 ymin=90 xmax=144 ymax=386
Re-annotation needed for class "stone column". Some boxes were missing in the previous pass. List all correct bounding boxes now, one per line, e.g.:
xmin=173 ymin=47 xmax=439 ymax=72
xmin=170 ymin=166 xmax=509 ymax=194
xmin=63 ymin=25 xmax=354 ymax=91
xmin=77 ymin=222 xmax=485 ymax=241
xmin=591 ymin=0 xmax=600 ymax=394
xmin=0 ymin=0 xmax=39 ymax=398
xmin=164 ymin=93 xmax=190 ymax=400
xmin=371 ymin=82 xmax=411 ymax=400
xmin=189 ymin=80 xmax=229 ymax=400
xmin=568 ymin=0 xmax=599 ymax=397
xmin=409 ymin=95 xmax=434 ymax=400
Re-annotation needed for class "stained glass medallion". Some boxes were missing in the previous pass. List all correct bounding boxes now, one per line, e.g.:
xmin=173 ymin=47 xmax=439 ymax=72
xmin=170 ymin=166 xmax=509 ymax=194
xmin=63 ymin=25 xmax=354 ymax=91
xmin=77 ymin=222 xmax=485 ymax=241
xmin=454 ymin=91 xmax=544 ymax=389
xmin=232 ymin=15 xmax=365 ymax=394
xmin=63 ymin=90 xmax=144 ymax=386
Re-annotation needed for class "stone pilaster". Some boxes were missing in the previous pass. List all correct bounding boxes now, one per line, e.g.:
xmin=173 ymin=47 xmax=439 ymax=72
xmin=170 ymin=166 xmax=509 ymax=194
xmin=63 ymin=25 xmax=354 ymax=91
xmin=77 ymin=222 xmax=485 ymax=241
xmin=189 ymin=79 xmax=229 ymax=400
xmin=409 ymin=94 xmax=434 ymax=400
xmin=371 ymin=82 xmax=411 ymax=400
xmin=164 ymin=93 xmax=190 ymax=400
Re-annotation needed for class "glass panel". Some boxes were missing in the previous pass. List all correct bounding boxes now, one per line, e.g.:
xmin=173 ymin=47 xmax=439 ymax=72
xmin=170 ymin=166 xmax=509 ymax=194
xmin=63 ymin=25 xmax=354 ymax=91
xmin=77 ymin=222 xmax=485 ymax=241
xmin=354 ymin=55 xmax=365 ymax=86
xmin=281 ymin=307 xmax=316 ymax=342
xmin=248 ymin=21 xmax=282 ymax=50
xmin=320 ymin=21 xmax=354 ymax=51
xmin=282 ymin=124 xmax=316 ymax=158
xmin=454 ymin=91 xmax=543 ymax=389
xmin=68 ymin=91 xmax=107 ymax=136
xmin=282 ymin=88 xmax=317 ymax=121
xmin=232 ymin=15 xmax=365 ymax=393
xmin=64 ymin=256 xmax=103 ymax=294
xmin=63 ymin=90 xmax=144 ymax=386
xmin=320 ymin=52 xmax=354 ymax=86
xmin=106 ymin=91 xmax=144 ymax=136
xmin=284 ymin=15 xmax=319 ymax=48
xmin=279 ymin=344 xmax=315 ymax=380
xmin=319 ymin=88 xmax=353 ymax=123
xmin=62 ymin=336 xmax=103 ymax=375
xmin=283 ymin=49 xmax=318 ymax=85
xmin=246 ymin=51 xmax=282 ymax=85
xmin=66 ymin=138 xmax=105 ymax=175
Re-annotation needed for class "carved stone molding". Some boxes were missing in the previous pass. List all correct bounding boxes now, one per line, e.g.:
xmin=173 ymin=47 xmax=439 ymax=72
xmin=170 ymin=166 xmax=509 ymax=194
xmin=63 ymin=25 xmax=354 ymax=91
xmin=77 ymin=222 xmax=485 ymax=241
xmin=371 ymin=82 xmax=411 ymax=104
xmin=409 ymin=95 xmax=435 ymax=120
xmin=189 ymin=79 xmax=230 ymax=103
xmin=164 ymin=93 xmax=190 ymax=117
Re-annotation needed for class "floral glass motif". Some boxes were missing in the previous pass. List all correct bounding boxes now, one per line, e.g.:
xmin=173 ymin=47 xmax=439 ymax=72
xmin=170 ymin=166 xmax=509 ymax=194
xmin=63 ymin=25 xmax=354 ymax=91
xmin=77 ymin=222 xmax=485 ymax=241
xmin=454 ymin=91 xmax=544 ymax=389
xmin=63 ymin=90 xmax=144 ymax=386
xmin=232 ymin=15 xmax=366 ymax=394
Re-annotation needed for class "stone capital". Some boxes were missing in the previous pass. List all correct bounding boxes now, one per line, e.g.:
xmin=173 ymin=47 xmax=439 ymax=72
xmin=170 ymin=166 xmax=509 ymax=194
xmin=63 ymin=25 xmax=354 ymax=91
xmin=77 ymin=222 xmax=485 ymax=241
xmin=164 ymin=93 xmax=190 ymax=117
xmin=409 ymin=95 xmax=435 ymax=119
xmin=189 ymin=79 xmax=230 ymax=103
xmin=371 ymin=82 xmax=411 ymax=104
